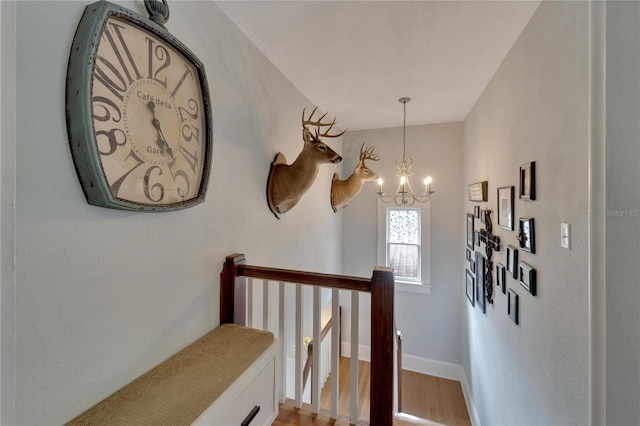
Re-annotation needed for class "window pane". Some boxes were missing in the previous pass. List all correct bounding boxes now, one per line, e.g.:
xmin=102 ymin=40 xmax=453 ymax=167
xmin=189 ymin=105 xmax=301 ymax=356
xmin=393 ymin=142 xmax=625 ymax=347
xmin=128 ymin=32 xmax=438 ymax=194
xmin=389 ymin=210 xmax=419 ymax=243
xmin=388 ymin=244 xmax=419 ymax=278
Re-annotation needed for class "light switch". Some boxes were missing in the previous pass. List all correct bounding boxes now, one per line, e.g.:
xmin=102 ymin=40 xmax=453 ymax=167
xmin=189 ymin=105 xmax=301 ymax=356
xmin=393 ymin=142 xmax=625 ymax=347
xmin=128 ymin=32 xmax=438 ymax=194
xmin=561 ymin=223 xmax=570 ymax=249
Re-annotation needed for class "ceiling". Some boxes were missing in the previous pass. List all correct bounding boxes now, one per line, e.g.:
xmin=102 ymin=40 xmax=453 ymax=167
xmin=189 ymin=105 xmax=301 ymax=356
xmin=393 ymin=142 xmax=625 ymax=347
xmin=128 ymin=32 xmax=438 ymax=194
xmin=215 ymin=1 xmax=541 ymax=131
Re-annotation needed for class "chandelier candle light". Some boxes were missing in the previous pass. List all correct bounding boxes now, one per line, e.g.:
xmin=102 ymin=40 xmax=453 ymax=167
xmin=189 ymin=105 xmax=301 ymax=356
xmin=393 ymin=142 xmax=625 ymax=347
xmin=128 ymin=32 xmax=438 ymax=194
xmin=377 ymin=97 xmax=434 ymax=206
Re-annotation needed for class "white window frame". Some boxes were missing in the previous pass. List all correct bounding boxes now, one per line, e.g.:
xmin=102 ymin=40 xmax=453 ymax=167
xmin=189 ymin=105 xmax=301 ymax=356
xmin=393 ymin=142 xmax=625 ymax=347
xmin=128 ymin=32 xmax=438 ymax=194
xmin=377 ymin=201 xmax=432 ymax=294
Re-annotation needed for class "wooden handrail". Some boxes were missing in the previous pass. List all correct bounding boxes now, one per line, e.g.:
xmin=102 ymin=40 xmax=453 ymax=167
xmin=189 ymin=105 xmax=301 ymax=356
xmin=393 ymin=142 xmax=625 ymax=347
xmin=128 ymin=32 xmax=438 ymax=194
xmin=238 ymin=264 xmax=372 ymax=292
xmin=220 ymin=254 xmax=394 ymax=426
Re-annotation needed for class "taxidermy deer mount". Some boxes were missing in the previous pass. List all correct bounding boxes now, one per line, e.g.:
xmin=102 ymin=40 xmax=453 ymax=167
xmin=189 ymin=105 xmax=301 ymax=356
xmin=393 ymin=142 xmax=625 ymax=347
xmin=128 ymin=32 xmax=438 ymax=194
xmin=267 ymin=107 xmax=345 ymax=218
xmin=330 ymin=143 xmax=379 ymax=212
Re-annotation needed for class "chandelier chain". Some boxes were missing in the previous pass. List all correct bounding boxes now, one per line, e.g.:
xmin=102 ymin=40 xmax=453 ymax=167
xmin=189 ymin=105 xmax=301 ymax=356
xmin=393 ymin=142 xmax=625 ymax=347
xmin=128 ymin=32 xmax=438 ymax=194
xmin=402 ymin=101 xmax=407 ymax=162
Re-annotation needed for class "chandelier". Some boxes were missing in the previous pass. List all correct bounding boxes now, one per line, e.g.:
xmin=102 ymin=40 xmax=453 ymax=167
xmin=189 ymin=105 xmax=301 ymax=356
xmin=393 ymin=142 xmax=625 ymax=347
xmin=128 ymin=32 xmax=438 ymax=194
xmin=377 ymin=97 xmax=434 ymax=206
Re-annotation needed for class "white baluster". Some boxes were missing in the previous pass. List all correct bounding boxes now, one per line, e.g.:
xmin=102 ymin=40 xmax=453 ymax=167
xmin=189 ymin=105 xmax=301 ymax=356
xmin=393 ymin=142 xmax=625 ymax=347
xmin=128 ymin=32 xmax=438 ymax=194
xmin=350 ymin=291 xmax=359 ymax=424
xmin=278 ymin=281 xmax=286 ymax=403
xmin=247 ymin=278 xmax=254 ymax=328
xmin=294 ymin=284 xmax=303 ymax=408
xmin=330 ymin=288 xmax=340 ymax=419
xmin=263 ymin=279 xmax=269 ymax=331
xmin=312 ymin=286 xmax=321 ymax=413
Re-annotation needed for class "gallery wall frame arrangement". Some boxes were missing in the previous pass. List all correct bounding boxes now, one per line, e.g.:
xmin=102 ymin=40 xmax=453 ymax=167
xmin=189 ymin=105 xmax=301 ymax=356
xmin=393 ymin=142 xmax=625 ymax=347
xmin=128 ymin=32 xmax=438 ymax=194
xmin=466 ymin=270 xmax=475 ymax=307
xmin=508 ymin=289 xmax=519 ymax=325
xmin=475 ymin=252 xmax=486 ymax=314
xmin=497 ymin=186 xmax=515 ymax=230
xmin=496 ymin=262 xmax=506 ymax=294
xmin=468 ymin=181 xmax=488 ymax=202
xmin=506 ymin=245 xmax=518 ymax=279
xmin=518 ymin=217 xmax=535 ymax=253
xmin=519 ymin=161 xmax=536 ymax=201
xmin=519 ymin=261 xmax=537 ymax=296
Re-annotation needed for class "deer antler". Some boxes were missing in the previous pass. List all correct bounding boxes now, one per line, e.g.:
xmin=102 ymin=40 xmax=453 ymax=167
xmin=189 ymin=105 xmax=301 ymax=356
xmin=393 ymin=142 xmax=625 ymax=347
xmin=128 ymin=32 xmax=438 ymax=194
xmin=302 ymin=107 xmax=347 ymax=138
xmin=359 ymin=143 xmax=379 ymax=164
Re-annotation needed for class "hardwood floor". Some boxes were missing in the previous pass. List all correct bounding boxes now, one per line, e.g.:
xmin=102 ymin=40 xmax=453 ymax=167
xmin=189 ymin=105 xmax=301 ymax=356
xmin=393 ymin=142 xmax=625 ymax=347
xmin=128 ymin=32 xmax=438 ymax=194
xmin=273 ymin=357 xmax=471 ymax=426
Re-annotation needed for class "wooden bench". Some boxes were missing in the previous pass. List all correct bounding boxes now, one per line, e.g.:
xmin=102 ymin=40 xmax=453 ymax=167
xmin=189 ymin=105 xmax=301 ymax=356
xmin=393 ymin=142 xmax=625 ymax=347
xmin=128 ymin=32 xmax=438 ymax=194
xmin=67 ymin=324 xmax=277 ymax=425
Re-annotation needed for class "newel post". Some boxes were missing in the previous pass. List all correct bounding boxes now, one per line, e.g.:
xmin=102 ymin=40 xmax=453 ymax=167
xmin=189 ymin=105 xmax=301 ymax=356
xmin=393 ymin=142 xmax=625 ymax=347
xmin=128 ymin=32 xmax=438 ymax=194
xmin=370 ymin=266 xmax=395 ymax=425
xmin=220 ymin=253 xmax=246 ymax=325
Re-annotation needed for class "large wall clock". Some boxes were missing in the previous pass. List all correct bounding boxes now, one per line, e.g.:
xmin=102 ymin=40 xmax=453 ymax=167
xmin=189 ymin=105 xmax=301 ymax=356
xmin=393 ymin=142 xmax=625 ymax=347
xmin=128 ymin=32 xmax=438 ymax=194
xmin=66 ymin=0 xmax=212 ymax=211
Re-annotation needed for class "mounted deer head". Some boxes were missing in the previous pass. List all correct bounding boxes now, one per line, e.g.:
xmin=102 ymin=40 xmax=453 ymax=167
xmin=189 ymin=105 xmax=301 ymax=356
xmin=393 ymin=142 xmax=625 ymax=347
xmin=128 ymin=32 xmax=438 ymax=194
xmin=330 ymin=143 xmax=379 ymax=212
xmin=267 ymin=107 xmax=344 ymax=218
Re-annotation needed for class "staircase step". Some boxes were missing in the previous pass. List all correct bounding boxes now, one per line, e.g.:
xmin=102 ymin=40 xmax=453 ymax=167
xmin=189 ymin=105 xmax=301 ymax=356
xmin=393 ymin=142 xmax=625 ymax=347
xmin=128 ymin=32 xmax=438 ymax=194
xmin=275 ymin=399 xmax=446 ymax=426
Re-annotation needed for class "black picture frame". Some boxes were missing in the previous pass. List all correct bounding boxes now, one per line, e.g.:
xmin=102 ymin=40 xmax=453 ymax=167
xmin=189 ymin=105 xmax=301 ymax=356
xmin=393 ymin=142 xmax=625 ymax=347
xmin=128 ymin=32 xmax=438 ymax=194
xmin=508 ymin=289 xmax=519 ymax=324
xmin=519 ymin=161 xmax=536 ymax=201
xmin=475 ymin=252 xmax=486 ymax=314
xmin=466 ymin=248 xmax=472 ymax=262
xmin=470 ymin=259 xmax=476 ymax=273
xmin=497 ymin=186 xmax=515 ymax=230
xmin=467 ymin=213 xmax=475 ymax=250
xmin=506 ymin=245 xmax=518 ymax=279
xmin=466 ymin=270 xmax=475 ymax=307
xmin=474 ymin=230 xmax=481 ymax=247
xmin=519 ymin=261 xmax=537 ymax=296
xmin=474 ymin=205 xmax=481 ymax=218
xmin=496 ymin=262 xmax=506 ymax=294
xmin=518 ymin=218 xmax=535 ymax=253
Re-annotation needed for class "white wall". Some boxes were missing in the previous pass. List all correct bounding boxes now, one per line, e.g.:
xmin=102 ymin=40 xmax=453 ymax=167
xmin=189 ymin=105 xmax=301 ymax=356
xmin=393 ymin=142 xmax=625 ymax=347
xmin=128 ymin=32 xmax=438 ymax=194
xmin=340 ymin=122 xmax=464 ymax=366
xmin=606 ymin=2 xmax=640 ymax=424
xmin=462 ymin=2 xmax=589 ymax=425
xmin=13 ymin=1 xmax=342 ymax=424
xmin=0 ymin=1 xmax=16 ymax=423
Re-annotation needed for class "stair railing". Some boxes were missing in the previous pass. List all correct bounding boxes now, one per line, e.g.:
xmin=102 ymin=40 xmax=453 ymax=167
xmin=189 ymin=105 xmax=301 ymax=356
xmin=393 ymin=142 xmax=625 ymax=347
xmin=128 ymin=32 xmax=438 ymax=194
xmin=220 ymin=253 xmax=395 ymax=426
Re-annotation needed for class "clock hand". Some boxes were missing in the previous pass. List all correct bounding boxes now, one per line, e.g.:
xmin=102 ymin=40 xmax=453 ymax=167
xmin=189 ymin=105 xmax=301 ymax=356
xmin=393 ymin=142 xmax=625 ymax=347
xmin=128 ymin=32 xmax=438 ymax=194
xmin=147 ymin=102 xmax=175 ymax=159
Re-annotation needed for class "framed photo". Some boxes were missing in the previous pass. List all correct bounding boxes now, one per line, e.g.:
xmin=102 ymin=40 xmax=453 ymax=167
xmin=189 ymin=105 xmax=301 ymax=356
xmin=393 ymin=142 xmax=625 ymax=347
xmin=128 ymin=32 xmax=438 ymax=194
xmin=474 ymin=205 xmax=481 ymax=218
xmin=466 ymin=213 xmax=475 ymax=250
xmin=496 ymin=262 xmax=506 ymax=294
xmin=508 ymin=289 xmax=519 ymax=324
xmin=475 ymin=252 xmax=486 ymax=314
xmin=474 ymin=230 xmax=481 ymax=247
xmin=506 ymin=245 xmax=518 ymax=279
xmin=519 ymin=261 xmax=537 ymax=296
xmin=466 ymin=270 xmax=475 ymax=307
xmin=497 ymin=186 xmax=514 ymax=230
xmin=518 ymin=218 xmax=535 ymax=253
xmin=470 ymin=259 xmax=476 ymax=273
xmin=466 ymin=248 xmax=472 ymax=262
xmin=519 ymin=161 xmax=536 ymax=201
xmin=468 ymin=181 xmax=488 ymax=202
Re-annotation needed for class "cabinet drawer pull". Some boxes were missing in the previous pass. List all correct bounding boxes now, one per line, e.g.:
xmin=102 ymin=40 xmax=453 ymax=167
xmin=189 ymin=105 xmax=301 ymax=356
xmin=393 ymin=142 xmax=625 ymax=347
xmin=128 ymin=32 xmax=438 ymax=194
xmin=241 ymin=405 xmax=260 ymax=426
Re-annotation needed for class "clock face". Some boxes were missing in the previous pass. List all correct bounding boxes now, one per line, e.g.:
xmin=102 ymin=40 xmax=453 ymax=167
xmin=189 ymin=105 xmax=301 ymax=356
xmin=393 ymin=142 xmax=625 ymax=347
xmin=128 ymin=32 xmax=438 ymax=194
xmin=91 ymin=16 xmax=207 ymax=206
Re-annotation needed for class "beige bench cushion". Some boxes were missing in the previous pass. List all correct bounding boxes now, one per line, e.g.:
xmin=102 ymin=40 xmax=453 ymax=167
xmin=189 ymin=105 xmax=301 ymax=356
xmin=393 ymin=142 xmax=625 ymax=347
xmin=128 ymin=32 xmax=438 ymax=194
xmin=67 ymin=324 xmax=274 ymax=425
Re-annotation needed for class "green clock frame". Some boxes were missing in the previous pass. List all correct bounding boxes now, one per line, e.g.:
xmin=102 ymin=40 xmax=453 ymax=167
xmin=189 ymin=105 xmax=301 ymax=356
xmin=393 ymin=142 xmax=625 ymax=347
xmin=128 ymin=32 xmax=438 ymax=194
xmin=66 ymin=0 xmax=213 ymax=212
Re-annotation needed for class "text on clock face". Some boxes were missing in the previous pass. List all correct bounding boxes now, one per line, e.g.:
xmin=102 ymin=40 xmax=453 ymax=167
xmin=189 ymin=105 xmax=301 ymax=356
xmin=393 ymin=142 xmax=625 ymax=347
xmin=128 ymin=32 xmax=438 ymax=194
xmin=136 ymin=91 xmax=173 ymax=110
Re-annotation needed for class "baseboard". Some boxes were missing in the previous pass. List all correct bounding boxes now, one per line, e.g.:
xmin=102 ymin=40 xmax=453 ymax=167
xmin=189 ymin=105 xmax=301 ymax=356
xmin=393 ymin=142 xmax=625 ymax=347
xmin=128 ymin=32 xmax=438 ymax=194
xmin=401 ymin=353 xmax=463 ymax=382
xmin=340 ymin=341 xmax=371 ymax=362
xmin=341 ymin=341 xmax=481 ymax=426
xmin=459 ymin=371 xmax=481 ymax=426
